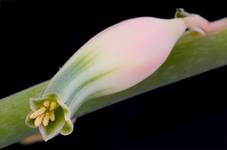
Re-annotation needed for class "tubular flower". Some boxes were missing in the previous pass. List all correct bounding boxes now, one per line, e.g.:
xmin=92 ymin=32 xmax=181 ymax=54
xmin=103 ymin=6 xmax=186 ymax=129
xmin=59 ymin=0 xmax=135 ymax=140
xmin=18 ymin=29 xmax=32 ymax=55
xmin=25 ymin=9 xmax=227 ymax=141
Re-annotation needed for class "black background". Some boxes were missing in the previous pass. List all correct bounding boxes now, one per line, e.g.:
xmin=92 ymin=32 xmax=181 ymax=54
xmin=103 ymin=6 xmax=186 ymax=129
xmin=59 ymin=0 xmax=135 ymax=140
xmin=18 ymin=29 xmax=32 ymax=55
xmin=0 ymin=0 xmax=227 ymax=149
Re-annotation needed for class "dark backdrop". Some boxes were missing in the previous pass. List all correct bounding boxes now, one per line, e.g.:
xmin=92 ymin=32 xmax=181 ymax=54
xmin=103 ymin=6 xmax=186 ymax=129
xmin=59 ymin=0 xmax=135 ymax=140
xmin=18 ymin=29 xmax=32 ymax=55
xmin=0 ymin=0 xmax=226 ymax=149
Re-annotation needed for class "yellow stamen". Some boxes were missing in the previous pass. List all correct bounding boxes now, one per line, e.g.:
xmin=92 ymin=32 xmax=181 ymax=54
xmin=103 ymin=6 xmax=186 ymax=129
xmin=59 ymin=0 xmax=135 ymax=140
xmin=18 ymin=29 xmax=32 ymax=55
xmin=34 ymin=114 xmax=44 ymax=127
xmin=30 ymin=107 xmax=46 ymax=119
xmin=29 ymin=100 xmax=58 ymax=127
xmin=49 ymin=102 xmax=57 ymax=111
xmin=42 ymin=112 xmax=50 ymax=126
xmin=43 ymin=101 xmax=50 ymax=107
xmin=49 ymin=111 xmax=55 ymax=121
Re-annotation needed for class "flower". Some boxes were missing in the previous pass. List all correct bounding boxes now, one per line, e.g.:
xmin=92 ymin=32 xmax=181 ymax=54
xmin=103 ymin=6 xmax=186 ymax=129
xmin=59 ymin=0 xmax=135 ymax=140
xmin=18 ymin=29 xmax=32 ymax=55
xmin=25 ymin=9 xmax=227 ymax=141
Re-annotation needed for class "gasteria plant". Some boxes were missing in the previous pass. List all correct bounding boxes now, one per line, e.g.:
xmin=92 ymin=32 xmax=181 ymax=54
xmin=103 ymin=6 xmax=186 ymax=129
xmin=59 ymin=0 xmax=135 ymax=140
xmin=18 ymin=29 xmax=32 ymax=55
xmin=23 ymin=9 xmax=227 ymax=141
xmin=0 ymin=9 xmax=227 ymax=148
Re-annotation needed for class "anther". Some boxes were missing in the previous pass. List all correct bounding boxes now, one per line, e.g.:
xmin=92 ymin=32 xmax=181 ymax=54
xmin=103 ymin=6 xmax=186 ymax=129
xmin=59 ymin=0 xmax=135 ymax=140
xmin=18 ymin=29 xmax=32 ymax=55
xmin=49 ymin=102 xmax=57 ymax=111
xmin=34 ymin=114 xmax=45 ymax=127
xmin=43 ymin=101 xmax=50 ymax=107
xmin=49 ymin=111 xmax=55 ymax=121
xmin=30 ymin=107 xmax=46 ymax=119
xmin=42 ymin=112 xmax=50 ymax=126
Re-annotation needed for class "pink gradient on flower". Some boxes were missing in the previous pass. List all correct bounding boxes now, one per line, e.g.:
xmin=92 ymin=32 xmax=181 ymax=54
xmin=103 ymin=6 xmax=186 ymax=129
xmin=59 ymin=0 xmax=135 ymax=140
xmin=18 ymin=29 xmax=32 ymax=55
xmin=77 ymin=17 xmax=187 ymax=93
xmin=73 ymin=15 xmax=227 ymax=95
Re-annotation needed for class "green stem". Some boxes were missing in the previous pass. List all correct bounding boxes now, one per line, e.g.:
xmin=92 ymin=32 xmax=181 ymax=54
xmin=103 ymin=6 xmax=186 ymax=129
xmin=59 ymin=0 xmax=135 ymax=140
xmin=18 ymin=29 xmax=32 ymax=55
xmin=0 ymin=30 xmax=227 ymax=148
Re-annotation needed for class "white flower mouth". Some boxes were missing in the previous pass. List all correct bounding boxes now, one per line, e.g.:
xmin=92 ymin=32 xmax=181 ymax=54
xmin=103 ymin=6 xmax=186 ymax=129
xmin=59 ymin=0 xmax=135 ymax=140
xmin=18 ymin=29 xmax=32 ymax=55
xmin=25 ymin=95 xmax=73 ymax=141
